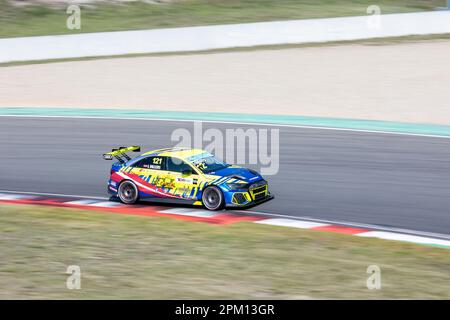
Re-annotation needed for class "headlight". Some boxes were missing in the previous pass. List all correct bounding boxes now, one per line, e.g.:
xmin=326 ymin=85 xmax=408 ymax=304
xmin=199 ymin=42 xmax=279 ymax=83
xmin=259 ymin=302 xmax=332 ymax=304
xmin=225 ymin=182 xmax=249 ymax=191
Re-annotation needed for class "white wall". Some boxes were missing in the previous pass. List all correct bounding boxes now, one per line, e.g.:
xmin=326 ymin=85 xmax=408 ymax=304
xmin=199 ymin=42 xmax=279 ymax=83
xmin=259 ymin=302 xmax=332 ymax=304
xmin=1 ymin=11 xmax=449 ymax=63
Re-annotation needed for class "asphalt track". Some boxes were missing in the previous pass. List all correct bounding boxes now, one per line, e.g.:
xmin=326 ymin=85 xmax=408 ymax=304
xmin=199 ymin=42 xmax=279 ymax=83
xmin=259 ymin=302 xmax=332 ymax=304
xmin=1 ymin=117 xmax=450 ymax=235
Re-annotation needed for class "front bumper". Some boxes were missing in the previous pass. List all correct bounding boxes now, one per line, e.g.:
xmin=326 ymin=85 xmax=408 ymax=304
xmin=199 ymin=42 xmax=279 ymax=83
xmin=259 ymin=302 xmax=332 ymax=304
xmin=226 ymin=193 xmax=274 ymax=208
xmin=225 ymin=180 xmax=272 ymax=208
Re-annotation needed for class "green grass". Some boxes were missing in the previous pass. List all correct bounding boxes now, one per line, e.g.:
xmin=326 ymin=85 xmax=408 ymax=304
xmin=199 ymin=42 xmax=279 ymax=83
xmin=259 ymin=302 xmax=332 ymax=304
xmin=0 ymin=204 xmax=449 ymax=299
xmin=0 ymin=0 xmax=446 ymax=38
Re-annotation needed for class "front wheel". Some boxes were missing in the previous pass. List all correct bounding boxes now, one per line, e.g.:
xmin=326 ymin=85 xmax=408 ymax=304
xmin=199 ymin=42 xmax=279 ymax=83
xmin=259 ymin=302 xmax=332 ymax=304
xmin=118 ymin=180 xmax=139 ymax=204
xmin=202 ymin=186 xmax=224 ymax=211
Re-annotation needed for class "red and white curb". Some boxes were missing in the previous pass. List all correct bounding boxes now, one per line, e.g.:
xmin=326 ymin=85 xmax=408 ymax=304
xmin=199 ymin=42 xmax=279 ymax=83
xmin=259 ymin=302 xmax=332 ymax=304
xmin=0 ymin=192 xmax=259 ymax=224
xmin=256 ymin=218 xmax=450 ymax=249
xmin=0 ymin=192 xmax=449 ymax=249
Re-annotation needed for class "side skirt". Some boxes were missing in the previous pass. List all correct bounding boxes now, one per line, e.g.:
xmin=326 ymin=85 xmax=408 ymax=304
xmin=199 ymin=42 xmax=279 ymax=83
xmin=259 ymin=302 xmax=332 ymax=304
xmin=139 ymin=197 xmax=200 ymax=206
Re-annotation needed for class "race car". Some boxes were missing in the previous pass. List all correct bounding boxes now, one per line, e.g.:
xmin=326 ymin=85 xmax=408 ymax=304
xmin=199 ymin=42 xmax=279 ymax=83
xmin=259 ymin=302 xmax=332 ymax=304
xmin=103 ymin=146 xmax=273 ymax=210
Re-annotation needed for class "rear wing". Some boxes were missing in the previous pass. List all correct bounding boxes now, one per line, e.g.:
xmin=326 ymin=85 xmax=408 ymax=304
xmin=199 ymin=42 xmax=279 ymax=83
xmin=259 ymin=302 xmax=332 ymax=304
xmin=103 ymin=146 xmax=141 ymax=163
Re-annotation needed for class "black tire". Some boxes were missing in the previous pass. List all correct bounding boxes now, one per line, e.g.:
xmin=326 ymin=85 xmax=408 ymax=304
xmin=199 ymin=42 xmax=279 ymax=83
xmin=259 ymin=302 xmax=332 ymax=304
xmin=202 ymin=186 xmax=224 ymax=211
xmin=118 ymin=180 xmax=139 ymax=204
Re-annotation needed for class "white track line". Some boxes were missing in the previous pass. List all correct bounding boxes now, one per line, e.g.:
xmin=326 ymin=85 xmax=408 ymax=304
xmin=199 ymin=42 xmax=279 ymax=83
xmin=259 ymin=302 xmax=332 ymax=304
xmin=0 ymin=189 xmax=109 ymax=200
xmin=256 ymin=218 xmax=450 ymax=248
xmin=357 ymin=231 xmax=450 ymax=247
xmin=1 ymin=114 xmax=449 ymax=139
xmin=64 ymin=199 xmax=100 ymax=205
xmin=160 ymin=208 xmax=219 ymax=218
xmin=0 ymin=193 xmax=33 ymax=200
xmin=240 ymin=210 xmax=450 ymax=240
xmin=88 ymin=201 xmax=125 ymax=207
xmin=256 ymin=218 xmax=329 ymax=229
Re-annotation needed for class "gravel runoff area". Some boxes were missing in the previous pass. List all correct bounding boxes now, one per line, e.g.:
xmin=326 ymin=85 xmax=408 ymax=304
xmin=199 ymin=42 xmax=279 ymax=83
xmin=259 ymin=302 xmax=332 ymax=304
xmin=1 ymin=40 xmax=449 ymax=125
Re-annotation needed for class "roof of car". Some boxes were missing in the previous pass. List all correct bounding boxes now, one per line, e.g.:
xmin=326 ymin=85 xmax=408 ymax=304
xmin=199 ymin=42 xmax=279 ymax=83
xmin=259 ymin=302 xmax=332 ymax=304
xmin=142 ymin=147 xmax=209 ymax=160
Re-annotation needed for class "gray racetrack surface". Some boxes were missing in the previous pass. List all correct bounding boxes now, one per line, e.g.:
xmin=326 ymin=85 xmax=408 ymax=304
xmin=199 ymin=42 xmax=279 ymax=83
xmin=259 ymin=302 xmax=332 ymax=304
xmin=1 ymin=117 xmax=449 ymax=235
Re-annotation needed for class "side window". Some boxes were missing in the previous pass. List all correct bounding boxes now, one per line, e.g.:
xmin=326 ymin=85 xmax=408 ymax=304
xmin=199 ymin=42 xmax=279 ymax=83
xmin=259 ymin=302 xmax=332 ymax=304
xmin=166 ymin=157 xmax=195 ymax=174
xmin=134 ymin=156 xmax=165 ymax=170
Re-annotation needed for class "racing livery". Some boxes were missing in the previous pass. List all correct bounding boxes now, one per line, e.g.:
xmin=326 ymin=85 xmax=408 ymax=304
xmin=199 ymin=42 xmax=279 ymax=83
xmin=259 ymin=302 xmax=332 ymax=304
xmin=103 ymin=146 xmax=273 ymax=210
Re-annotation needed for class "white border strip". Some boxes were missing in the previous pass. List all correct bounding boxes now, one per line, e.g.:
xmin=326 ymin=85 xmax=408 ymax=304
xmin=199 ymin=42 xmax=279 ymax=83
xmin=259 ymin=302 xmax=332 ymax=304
xmin=1 ymin=11 xmax=450 ymax=63
xmin=242 ymin=209 xmax=450 ymax=240
xmin=0 ymin=189 xmax=108 ymax=200
xmin=357 ymin=231 xmax=450 ymax=247
xmin=255 ymin=217 xmax=450 ymax=248
xmin=1 ymin=114 xmax=449 ymax=139
xmin=256 ymin=218 xmax=329 ymax=229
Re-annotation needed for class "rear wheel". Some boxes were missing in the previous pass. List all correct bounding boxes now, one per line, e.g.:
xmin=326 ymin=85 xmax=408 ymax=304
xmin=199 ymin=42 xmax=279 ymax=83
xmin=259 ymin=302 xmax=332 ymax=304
xmin=118 ymin=180 xmax=139 ymax=204
xmin=202 ymin=186 xmax=224 ymax=210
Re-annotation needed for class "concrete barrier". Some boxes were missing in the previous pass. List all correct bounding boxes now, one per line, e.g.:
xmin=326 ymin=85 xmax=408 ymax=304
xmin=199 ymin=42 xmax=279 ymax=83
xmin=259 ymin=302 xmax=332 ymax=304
xmin=1 ymin=11 xmax=449 ymax=63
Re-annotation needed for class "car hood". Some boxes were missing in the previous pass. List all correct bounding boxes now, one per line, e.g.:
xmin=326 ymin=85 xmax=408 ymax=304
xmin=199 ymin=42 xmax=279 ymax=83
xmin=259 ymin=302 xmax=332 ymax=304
xmin=206 ymin=166 xmax=263 ymax=183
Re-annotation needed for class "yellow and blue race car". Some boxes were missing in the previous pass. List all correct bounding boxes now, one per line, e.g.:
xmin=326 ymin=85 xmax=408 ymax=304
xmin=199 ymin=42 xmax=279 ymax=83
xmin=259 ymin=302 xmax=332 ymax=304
xmin=103 ymin=146 xmax=273 ymax=210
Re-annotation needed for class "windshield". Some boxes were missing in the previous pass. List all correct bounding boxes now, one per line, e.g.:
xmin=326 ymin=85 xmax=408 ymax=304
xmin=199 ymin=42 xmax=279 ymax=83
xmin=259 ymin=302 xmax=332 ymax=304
xmin=191 ymin=155 xmax=229 ymax=173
